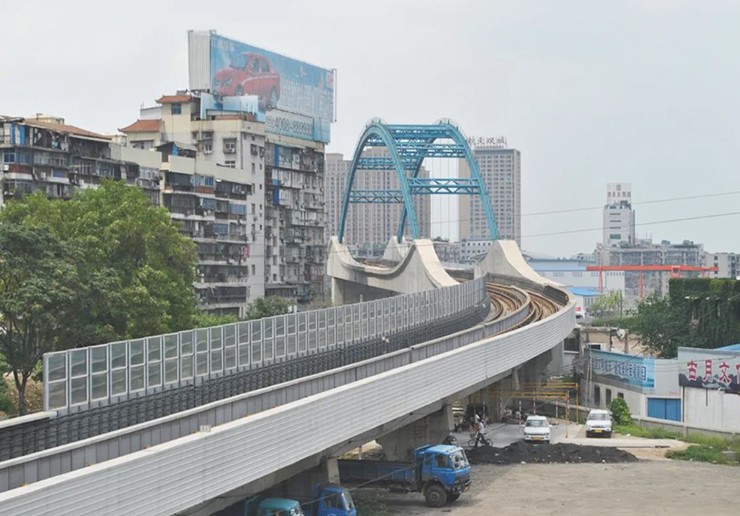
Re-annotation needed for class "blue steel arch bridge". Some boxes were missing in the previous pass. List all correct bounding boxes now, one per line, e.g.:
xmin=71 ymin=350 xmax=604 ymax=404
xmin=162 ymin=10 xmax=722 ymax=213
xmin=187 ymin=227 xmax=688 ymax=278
xmin=338 ymin=119 xmax=500 ymax=243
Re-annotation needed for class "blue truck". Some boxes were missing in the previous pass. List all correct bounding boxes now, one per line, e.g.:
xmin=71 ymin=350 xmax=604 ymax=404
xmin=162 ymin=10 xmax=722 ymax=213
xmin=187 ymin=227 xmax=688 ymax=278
xmin=240 ymin=484 xmax=356 ymax=516
xmin=337 ymin=444 xmax=471 ymax=507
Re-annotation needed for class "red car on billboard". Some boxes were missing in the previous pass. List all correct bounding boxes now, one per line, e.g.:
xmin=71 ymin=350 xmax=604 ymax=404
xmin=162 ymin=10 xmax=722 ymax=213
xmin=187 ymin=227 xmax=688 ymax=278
xmin=213 ymin=52 xmax=281 ymax=109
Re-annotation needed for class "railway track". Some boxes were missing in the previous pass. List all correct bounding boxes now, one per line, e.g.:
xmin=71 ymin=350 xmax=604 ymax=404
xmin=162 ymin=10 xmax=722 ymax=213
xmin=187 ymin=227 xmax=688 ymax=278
xmin=482 ymin=280 xmax=564 ymax=333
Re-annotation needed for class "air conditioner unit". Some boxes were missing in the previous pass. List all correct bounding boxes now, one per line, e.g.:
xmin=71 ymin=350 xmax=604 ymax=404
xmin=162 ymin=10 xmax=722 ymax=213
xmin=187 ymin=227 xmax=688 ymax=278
xmin=1 ymin=165 xmax=9 ymax=172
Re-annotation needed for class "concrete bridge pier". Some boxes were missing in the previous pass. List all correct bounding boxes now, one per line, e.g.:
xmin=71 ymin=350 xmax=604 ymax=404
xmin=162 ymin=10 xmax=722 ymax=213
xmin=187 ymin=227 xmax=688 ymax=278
xmin=376 ymin=404 xmax=454 ymax=461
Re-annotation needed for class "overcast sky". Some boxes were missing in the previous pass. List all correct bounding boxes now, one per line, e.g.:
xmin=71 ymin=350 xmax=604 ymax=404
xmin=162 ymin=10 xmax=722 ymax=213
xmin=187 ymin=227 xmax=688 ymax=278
xmin=3 ymin=0 xmax=740 ymax=257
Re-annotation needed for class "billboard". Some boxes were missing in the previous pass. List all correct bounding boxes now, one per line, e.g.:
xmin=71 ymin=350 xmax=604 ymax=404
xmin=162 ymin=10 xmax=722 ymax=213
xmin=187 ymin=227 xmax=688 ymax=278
xmin=677 ymin=347 xmax=740 ymax=394
xmin=590 ymin=349 xmax=655 ymax=389
xmin=190 ymin=32 xmax=334 ymax=143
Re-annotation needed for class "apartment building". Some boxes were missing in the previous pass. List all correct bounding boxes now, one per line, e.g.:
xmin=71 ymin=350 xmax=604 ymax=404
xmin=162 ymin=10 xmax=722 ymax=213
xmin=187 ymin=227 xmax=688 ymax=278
xmin=0 ymin=114 xmax=264 ymax=317
xmin=325 ymin=149 xmax=431 ymax=247
xmin=603 ymin=183 xmax=635 ymax=247
xmin=121 ymin=92 xmax=326 ymax=304
xmin=0 ymin=114 xmax=160 ymax=205
xmin=705 ymin=252 xmax=740 ymax=279
xmin=458 ymin=143 xmax=521 ymax=245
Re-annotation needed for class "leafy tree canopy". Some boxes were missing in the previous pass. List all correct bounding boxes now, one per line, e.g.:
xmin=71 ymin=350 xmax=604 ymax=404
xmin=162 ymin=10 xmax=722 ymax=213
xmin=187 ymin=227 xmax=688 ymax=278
xmin=245 ymin=296 xmax=292 ymax=320
xmin=0 ymin=181 xmax=200 ymax=413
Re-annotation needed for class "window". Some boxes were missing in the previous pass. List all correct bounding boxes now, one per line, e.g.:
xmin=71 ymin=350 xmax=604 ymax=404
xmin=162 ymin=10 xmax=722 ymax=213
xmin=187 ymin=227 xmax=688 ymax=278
xmin=223 ymin=138 xmax=236 ymax=154
xmin=618 ymin=392 xmax=624 ymax=400
xmin=606 ymin=388 xmax=612 ymax=405
xmin=171 ymin=103 xmax=182 ymax=115
xmin=594 ymin=386 xmax=601 ymax=406
xmin=224 ymin=160 xmax=236 ymax=168
xmin=250 ymin=144 xmax=258 ymax=156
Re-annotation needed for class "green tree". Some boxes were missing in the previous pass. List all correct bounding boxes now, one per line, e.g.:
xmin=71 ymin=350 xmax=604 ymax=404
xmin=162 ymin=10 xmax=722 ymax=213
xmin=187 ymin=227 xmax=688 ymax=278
xmin=1 ymin=181 xmax=199 ymax=338
xmin=590 ymin=290 xmax=623 ymax=319
xmin=0 ymin=181 xmax=201 ymax=413
xmin=192 ymin=312 xmax=239 ymax=328
xmin=245 ymin=297 xmax=292 ymax=320
xmin=623 ymin=294 xmax=685 ymax=357
xmin=0 ymin=223 xmax=119 ymax=414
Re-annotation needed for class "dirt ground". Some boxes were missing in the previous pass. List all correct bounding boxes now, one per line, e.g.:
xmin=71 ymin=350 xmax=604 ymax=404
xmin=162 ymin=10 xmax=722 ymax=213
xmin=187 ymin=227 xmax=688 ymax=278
xmin=355 ymin=454 xmax=740 ymax=516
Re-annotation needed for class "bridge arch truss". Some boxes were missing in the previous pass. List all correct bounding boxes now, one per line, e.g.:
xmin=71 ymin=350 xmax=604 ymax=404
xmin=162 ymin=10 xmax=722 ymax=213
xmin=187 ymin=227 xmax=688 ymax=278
xmin=337 ymin=119 xmax=500 ymax=243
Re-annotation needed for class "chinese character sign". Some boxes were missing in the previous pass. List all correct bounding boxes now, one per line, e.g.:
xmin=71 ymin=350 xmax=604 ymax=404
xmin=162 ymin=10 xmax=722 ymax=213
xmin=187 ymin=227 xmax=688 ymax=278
xmin=590 ymin=350 xmax=655 ymax=388
xmin=678 ymin=348 xmax=740 ymax=394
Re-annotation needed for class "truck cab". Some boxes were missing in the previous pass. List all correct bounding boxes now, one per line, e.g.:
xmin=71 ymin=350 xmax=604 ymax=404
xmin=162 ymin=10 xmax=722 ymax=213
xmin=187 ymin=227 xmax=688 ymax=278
xmin=415 ymin=444 xmax=471 ymax=507
xmin=243 ymin=497 xmax=304 ymax=516
xmin=310 ymin=484 xmax=356 ymax=516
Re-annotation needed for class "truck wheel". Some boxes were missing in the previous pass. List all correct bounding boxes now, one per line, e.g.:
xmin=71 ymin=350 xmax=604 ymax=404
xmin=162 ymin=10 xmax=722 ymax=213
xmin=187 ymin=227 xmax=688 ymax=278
xmin=448 ymin=493 xmax=461 ymax=502
xmin=424 ymin=484 xmax=448 ymax=507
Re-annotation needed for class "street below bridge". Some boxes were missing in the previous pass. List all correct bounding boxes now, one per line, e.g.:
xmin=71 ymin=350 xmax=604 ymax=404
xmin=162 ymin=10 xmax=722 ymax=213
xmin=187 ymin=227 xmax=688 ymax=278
xmin=353 ymin=422 xmax=740 ymax=515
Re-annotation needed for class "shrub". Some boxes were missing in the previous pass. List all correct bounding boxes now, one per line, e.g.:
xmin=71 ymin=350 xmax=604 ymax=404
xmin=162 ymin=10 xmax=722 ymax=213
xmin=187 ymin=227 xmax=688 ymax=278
xmin=610 ymin=397 xmax=633 ymax=426
xmin=666 ymin=445 xmax=729 ymax=464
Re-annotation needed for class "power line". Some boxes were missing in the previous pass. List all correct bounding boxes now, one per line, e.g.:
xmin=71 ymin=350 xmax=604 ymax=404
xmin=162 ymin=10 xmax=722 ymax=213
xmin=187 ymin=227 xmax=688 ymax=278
xmin=522 ymin=190 xmax=740 ymax=217
xmin=523 ymin=210 xmax=740 ymax=239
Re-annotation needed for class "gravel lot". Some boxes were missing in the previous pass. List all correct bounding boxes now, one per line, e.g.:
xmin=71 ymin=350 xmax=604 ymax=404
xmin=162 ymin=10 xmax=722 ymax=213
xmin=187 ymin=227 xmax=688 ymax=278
xmin=357 ymin=459 xmax=740 ymax=516
xmin=353 ymin=424 xmax=740 ymax=515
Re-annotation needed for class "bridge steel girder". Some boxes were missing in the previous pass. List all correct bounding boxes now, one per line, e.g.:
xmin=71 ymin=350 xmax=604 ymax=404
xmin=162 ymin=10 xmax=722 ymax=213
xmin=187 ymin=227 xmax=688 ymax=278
xmin=348 ymin=190 xmax=405 ymax=203
xmin=338 ymin=120 xmax=499 ymax=243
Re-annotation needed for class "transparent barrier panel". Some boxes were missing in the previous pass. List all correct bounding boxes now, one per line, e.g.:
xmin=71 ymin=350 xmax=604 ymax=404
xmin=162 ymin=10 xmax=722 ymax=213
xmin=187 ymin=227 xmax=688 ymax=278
xmin=275 ymin=316 xmax=286 ymax=357
xmin=164 ymin=334 xmax=179 ymax=384
xmin=308 ymin=311 xmax=317 ymax=351
xmin=251 ymin=320 xmax=262 ymax=364
xmin=298 ymin=313 xmax=307 ymax=353
xmin=238 ymin=322 xmax=250 ymax=367
xmin=147 ymin=336 xmax=162 ymax=389
xmin=287 ymin=314 xmax=297 ymax=355
xmin=180 ymin=331 xmax=194 ymax=380
xmin=89 ymin=346 xmax=107 ymax=401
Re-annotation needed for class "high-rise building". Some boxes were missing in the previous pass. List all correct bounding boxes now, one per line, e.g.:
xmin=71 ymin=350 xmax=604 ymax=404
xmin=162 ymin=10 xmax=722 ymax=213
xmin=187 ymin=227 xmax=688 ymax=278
xmin=458 ymin=143 xmax=521 ymax=245
xmin=705 ymin=252 xmax=740 ymax=279
xmin=603 ymin=183 xmax=635 ymax=247
xmin=120 ymin=92 xmax=327 ymax=305
xmin=325 ymin=150 xmax=431 ymax=247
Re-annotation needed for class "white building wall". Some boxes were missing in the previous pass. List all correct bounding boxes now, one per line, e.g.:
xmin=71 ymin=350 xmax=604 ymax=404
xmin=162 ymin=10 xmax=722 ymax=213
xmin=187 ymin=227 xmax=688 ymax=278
xmin=683 ymin=388 xmax=740 ymax=430
xmin=589 ymin=381 xmax=646 ymax=415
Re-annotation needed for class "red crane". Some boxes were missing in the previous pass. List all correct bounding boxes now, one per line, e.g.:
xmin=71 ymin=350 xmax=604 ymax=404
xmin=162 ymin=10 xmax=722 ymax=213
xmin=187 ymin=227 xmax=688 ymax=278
xmin=585 ymin=265 xmax=719 ymax=298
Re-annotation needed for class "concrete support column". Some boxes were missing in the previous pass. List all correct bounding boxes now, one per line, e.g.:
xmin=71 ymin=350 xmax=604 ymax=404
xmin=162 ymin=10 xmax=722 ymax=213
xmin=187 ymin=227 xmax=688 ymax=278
xmin=377 ymin=404 xmax=453 ymax=461
xmin=331 ymin=277 xmax=346 ymax=306
xmin=321 ymin=457 xmax=340 ymax=485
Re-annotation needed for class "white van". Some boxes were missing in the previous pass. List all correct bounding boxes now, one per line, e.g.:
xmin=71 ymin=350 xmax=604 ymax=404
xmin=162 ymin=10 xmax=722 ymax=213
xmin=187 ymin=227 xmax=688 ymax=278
xmin=585 ymin=409 xmax=613 ymax=437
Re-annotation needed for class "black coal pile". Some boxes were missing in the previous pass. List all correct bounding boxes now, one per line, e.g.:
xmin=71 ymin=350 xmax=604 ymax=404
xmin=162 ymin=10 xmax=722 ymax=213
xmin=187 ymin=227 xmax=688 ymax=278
xmin=467 ymin=441 xmax=638 ymax=465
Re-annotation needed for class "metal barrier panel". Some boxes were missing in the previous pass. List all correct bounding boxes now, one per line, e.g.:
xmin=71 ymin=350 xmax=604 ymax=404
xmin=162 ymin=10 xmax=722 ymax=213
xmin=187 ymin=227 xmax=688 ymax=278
xmin=43 ymin=278 xmax=487 ymax=413
xmin=6 ymin=291 xmax=572 ymax=514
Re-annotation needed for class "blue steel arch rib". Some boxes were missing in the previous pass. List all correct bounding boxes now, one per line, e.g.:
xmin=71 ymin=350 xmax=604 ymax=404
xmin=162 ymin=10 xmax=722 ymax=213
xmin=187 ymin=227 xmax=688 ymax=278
xmin=338 ymin=121 xmax=420 ymax=243
xmin=338 ymin=120 xmax=500 ymax=243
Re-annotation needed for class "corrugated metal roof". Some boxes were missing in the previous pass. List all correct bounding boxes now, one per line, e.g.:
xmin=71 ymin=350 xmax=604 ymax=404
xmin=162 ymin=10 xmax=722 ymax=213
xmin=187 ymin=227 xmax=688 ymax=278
xmin=717 ymin=343 xmax=740 ymax=351
xmin=569 ymin=287 xmax=601 ymax=297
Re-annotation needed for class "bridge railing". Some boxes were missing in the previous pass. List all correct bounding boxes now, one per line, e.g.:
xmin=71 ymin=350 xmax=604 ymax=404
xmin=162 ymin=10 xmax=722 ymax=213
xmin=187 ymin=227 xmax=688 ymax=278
xmin=43 ymin=278 xmax=487 ymax=414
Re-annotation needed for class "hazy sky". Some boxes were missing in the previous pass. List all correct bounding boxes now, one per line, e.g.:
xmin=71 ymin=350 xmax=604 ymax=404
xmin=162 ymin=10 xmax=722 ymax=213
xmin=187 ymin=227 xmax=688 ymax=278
xmin=4 ymin=0 xmax=740 ymax=257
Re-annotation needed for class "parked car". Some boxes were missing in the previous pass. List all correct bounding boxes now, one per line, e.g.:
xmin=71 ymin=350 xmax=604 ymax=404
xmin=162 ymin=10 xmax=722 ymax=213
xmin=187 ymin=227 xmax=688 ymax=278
xmin=213 ymin=52 xmax=281 ymax=109
xmin=585 ymin=409 xmax=613 ymax=437
xmin=522 ymin=415 xmax=551 ymax=443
